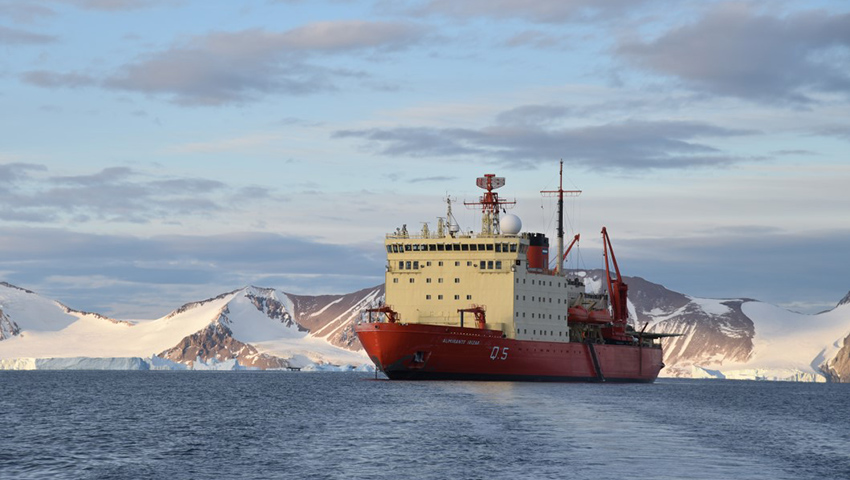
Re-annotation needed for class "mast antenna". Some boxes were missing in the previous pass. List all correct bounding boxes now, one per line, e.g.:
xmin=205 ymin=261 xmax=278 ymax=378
xmin=540 ymin=160 xmax=581 ymax=275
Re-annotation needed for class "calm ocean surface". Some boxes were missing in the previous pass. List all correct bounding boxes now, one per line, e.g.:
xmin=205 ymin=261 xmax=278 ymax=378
xmin=2 ymin=372 xmax=849 ymax=480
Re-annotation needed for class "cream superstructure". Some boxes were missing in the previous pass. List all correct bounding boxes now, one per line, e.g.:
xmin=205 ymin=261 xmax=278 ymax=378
xmin=384 ymin=229 xmax=589 ymax=342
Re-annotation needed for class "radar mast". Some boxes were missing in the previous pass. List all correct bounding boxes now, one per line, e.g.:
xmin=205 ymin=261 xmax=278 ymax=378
xmin=464 ymin=174 xmax=516 ymax=235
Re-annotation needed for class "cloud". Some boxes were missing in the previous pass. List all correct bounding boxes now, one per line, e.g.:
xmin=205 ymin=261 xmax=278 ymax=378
xmin=617 ymin=4 xmax=850 ymax=104
xmin=811 ymin=125 xmax=850 ymax=140
xmin=409 ymin=175 xmax=456 ymax=183
xmin=0 ymin=2 xmax=57 ymax=23
xmin=165 ymin=133 xmax=283 ymax=154
xmin=495 ymin=105 xmax=575 ymax=126
xmin=620 ymin=228 xmax=850 ymax=313
xmin=0 ymin=163 xmax=47 ymax=185
xmin=0 ymin=25 xmax=56 ymax=44
xmin=21 ymin=70 xmax=97 ymax=88
xmin=45 ymin=0 xmax=177 ymax=11
xmin=0 ymin=163 xmax=230 ymax=224
xmin=503 ymin=30 xmax=572 ymax=49
xmin=99 ymin=21 xmax=425 ymax=105
xmin=0 ymin=227 xmax=384 ymax=317
xmin=415 ymin=0 xmax=649 ymax=23
xmin=335 ymin=119 xmax=757 ymax=171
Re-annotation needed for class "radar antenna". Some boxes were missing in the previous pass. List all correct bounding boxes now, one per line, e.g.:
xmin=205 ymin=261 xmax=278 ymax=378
xmin=464 ymin=174 xmax=516 ymax=235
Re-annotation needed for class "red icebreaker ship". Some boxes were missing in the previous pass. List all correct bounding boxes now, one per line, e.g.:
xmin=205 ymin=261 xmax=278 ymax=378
xmin=356 ymin=164 xmax=669 ymax=382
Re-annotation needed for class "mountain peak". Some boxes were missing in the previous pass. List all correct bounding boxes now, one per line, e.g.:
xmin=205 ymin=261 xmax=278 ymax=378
xmin=0 ymin=282 xmax=36 ymax=295
xmin=839 ymin=291 xmax=850 ymax=308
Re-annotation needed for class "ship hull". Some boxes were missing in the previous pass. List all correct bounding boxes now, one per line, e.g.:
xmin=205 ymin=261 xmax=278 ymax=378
xmin=356 ymin=322 xmax=663 ymax=382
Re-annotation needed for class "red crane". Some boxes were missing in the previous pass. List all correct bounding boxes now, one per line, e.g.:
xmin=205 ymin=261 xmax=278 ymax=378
xmin=601 ymin=227 xmax=633 ymax=343
xmin=601 ymin=227 xmax=628 ymax=322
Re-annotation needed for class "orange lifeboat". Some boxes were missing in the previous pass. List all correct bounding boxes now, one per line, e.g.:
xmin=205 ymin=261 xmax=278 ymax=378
xmin=567 ymin=306 xmax=589 ymax=323
xmin=588 ymin=309 xmax=612 ymax=324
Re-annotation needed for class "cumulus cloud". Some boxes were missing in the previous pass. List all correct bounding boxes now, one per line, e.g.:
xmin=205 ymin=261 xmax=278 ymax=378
xmin=617 ymin=4 xmax=850 ymax=104
xmin=0 ymin=2 xmax=57 ymax=23
xmin=416 ymin=0 xmax=649 ymax=23
xmin=99 ymin=21 xmax=425 ymax=105
xmin=19 ymin=20 xmax=424 ymax=105
xmin=0 ymin=25 xmax=56 ymax=44
xmin=0 ymin=163 xmax=230 ymax=224
xmin=46 ymin=0 xmax=176 ymax=11
xmin=0 ymin=227 xmax=384 ymax=317
xmin=335 ymin=118 xmax=757 ymax=171
xmin=21 ymin=70 xmax=96 ymax=88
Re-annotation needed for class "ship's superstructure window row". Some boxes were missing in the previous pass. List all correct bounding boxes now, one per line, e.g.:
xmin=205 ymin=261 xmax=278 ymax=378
xmin=386 ymin=242 xmax=522 ymax=254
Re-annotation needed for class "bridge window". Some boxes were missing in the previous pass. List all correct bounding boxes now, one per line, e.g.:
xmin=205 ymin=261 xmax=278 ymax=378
xmin=437 ymin=244 xmax=445 ymax=251
xmin=461 ymin=244 xmax=469 ymax=251
xmin=495 ymin=244 xmax=501 ymax=252
xmin=404 ymin=244 xmax=411 ymax=251
xmin=428 ymin=244 xmax=436 ymax=251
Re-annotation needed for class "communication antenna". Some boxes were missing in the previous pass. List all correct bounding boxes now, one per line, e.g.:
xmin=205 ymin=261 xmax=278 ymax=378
xmin=540 ymin=161 xmax=581 ymax=275
xmin=445 ymin=195 xmax=460 ymax=237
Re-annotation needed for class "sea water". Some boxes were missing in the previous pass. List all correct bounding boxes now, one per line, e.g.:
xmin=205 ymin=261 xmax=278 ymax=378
xmin=1 ymin=372 xmax=848 ymax=480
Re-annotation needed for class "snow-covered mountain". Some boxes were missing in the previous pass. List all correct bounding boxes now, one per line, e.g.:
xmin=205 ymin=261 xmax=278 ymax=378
xmin=0 ymin=282 xmax=380 ymax=371
xmin=578 ymin=272 xmax=850 ymax=382
xmin=2 ymin=278 xmax=849 ymax=381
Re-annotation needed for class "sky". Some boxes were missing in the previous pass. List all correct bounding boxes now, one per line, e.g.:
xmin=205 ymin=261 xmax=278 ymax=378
xmin=1 ymin=0 xmax=849 ymax=319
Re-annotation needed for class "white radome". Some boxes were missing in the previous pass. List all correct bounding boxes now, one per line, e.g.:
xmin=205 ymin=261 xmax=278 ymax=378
xmin=500 ymin=214 xmax=522 ymax=234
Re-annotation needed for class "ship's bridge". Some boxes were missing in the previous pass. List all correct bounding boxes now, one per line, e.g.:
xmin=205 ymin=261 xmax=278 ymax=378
xmin=383 ymin=230 xmax=580 ymax=342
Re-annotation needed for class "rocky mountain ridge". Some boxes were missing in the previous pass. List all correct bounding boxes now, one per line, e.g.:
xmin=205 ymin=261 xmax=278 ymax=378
xmin=1 ymin=279 xmax=848 ymax=380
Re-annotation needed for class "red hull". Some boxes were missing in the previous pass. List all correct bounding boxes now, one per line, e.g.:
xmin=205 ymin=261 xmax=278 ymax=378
xmin=356 ymin=322 xmax=664 ymax=382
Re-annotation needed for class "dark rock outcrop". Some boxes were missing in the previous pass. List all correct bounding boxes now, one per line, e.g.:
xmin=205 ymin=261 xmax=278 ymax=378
xmin=158 ymin=308 xmax=289 ymax=369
